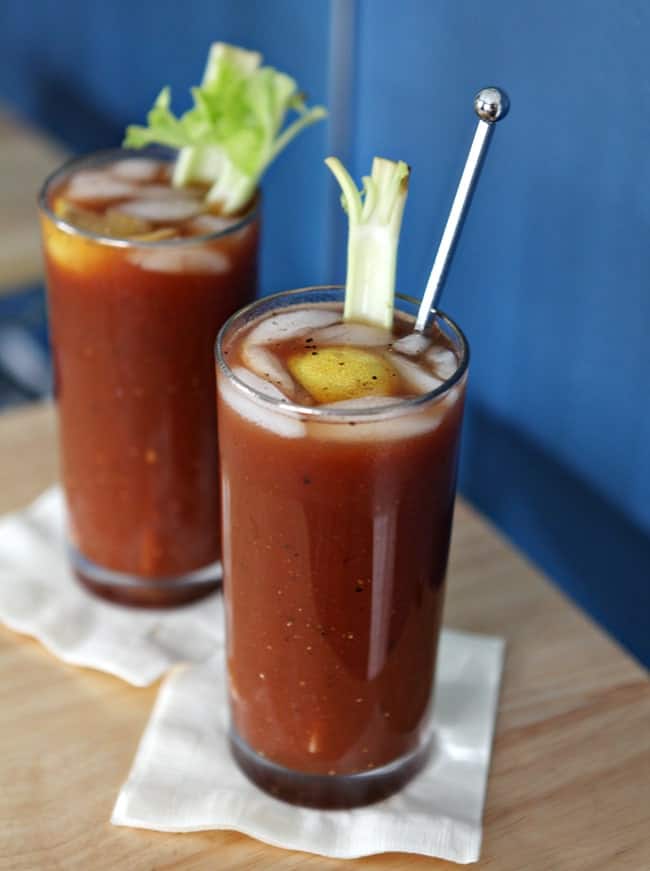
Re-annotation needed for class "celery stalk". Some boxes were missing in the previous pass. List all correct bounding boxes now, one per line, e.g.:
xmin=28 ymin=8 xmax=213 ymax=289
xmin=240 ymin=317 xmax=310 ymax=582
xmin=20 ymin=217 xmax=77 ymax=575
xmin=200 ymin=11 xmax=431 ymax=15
xmin=124 ymin=42 xmax=326 ymax=214
xmin=325 ymin=157 xmax=409 ymax=329
xmin=172 ymin=43 xmax=261 ymax=205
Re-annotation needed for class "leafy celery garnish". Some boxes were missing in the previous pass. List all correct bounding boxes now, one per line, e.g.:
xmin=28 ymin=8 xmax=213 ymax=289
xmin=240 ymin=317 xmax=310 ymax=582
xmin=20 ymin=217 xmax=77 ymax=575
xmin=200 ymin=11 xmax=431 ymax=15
xmin=325 ymin=157 xmax=409 ymax=329
xmin=124 ymin=42 xmax=327 ymax=214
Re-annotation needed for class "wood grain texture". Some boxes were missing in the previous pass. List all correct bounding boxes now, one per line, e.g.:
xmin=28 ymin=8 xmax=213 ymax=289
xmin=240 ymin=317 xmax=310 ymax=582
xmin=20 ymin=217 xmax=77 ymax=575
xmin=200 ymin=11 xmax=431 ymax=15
xmin=1 ymin=404 xmax=648 ymax=871
xmin=0 ymin=110 xmax=67 ymax=293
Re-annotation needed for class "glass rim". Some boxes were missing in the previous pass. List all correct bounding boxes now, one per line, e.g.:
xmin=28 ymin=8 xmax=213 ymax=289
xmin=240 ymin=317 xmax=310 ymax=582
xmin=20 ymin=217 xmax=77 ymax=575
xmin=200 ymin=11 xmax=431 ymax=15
xmin=215 ymin=286 xmax=470 ymax=421
xmin=38 ymin=146 xmax=258 ymax=249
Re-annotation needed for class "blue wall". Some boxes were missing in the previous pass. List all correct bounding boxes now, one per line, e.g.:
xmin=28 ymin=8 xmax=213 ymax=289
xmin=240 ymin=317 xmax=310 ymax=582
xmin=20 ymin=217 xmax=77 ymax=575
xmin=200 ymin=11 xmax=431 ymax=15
xmin=1 ymin=0 xmax=648 ymax=664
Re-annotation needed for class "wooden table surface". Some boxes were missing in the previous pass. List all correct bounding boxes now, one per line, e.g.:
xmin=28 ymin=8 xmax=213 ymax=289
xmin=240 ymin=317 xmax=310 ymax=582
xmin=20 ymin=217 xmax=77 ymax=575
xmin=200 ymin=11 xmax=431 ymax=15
xmin=1 ymin=403 xmax=648 ymax=871
xmin=0 ymin=109 xmax=67 ymax=293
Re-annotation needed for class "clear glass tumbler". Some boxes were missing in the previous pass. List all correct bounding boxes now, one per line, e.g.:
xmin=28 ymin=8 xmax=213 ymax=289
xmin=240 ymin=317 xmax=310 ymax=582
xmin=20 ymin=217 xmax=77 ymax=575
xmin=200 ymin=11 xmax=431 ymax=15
xmin=39 ymin=148 xmax=259 ymax=607
xmin=216 ymin=286 xmax=469 ymax=807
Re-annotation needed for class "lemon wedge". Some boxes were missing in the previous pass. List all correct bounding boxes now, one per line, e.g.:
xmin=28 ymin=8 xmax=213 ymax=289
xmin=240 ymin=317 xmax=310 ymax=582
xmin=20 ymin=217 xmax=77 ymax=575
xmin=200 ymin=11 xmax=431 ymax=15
xmin=40 ymin=217 xmax=109 ymax=275
xmin=41 ymin=199 xmax=157 ymax=274
xmin=287 ymin=346 xmax=398 ymax=404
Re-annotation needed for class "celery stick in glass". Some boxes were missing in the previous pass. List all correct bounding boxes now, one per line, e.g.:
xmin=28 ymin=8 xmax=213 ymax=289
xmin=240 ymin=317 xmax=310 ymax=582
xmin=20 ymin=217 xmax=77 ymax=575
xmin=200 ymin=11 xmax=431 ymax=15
xmin=325 ymin=156 xmax=409 ymax=329
xmin=125 ymin=42 xmax=327 ymax=214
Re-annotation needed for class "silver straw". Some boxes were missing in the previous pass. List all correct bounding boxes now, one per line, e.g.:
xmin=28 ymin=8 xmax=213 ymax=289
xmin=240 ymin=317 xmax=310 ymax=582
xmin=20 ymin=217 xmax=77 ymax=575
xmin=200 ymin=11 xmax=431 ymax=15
xmin=415 ymin=87 xmax=510 ymax=333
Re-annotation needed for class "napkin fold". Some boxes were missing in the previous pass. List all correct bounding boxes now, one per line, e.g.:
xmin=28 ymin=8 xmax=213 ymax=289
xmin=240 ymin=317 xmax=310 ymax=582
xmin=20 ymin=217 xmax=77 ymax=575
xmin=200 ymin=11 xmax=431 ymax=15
xmin=112 ymin=629 xmax=505 ymax=864
xmin=0 ymin=487 xmax=223 ymax=685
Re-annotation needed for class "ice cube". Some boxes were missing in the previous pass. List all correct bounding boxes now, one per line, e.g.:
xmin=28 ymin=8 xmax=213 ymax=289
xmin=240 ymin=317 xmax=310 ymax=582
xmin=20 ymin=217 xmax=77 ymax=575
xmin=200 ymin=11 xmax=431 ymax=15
xmin=392 ymin=332 xmax=431 ymax=356
xmin=127 ymin=247 xmax=230 ymax=274
xmin=219 ymin=367 xmax=306 ymax=439
xmin=308 ymin=403 xmax=442 ymax=443
xmin=311 ymin=322 xmax=392 ymax=347
xmin=110 ymin=158 xmax=163 ymax=182
xmin=115 ymin=198 xmax=203 ymax=223
xmin=443 ymin=385 xmax=461 ymax=408
xmin=241 ymin=344 xmax=296 ymax=396
xmin=321 ymin=396 xmax=399 ymax=411
xmin=52 ymin=200 xmax=152 ymax=239
xmin=232 ymin=366 xmax=289 ymax=401
xmin=129 ymin=227 xmax=177 ymax=242
xmin=389 ymin=353 xmax=444 ymax=394
xmin=425 ymin=347 xmax=458 ymax=380
xmin=245 ymin=308 xmax=339 ymax=346
xmin=54 ymin=201 xmax=111 ymax=233
xmin=374 ymin=409 xmax=442 ymax=441
xmin=137 ymin=184 xmax=201 ymax=200
xmin=65 ymin=170 xmax=136 ymax=203
xmin=97 ymin=208 xmax=153 ymax=237
xmin=187 ymin=214 xmax=239 ymax=236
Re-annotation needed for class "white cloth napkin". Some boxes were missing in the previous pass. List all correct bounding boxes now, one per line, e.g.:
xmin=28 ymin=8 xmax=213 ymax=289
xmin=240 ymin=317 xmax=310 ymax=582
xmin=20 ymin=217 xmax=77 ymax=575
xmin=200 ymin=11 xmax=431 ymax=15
xmin=0 ymin=487 xmax=223 ymax=685
xmin=113 ymin=629 xmax=505 ymax=864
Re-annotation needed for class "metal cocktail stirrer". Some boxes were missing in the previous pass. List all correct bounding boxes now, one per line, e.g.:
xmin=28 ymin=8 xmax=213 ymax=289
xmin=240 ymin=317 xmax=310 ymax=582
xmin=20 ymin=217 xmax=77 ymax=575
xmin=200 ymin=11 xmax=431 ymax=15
xmin=414 ymin=87 xmax=510 ymax=333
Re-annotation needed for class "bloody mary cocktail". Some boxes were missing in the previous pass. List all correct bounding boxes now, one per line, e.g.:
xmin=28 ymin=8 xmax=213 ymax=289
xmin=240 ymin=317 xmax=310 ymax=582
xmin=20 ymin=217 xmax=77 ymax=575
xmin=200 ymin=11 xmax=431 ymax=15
xmin=40 ymin=149 xmax=259 ymax=606
xmin=38 ymin=41 xmax=325 ymax=607
xmin=216 ymin=287 xmax=468 ymax=807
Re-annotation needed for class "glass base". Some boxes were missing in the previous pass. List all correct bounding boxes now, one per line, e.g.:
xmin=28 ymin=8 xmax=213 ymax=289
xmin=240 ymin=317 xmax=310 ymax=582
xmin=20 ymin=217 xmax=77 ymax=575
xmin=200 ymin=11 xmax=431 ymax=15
xmin=71 ymin=546 xmax=222 ymax=608
xmin=229 ymin=729 xmax=431 ymax=809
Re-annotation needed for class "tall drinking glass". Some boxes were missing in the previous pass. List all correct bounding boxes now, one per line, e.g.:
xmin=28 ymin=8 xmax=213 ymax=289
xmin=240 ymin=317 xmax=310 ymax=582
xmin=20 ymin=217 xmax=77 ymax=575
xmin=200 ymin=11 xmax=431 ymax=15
xmin=216 ymin=287 xmax=468 ymax=807
xmin=39 ymin=149 xmax=259 ymax=606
